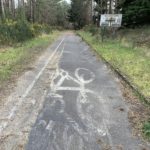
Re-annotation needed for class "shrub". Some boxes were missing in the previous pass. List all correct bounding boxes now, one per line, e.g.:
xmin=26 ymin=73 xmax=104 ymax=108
xmin=0 ymin=20 xmax=52 ymax=45
xmin=0 ymin=20 xmax=33 ymax=44
xmin=15 ymin=20 xmax=33 ymax=42
xmin=43 ymin=24 xmax=52 ymax=33
xmin=143 ymin=121 xmax=150 ymax=140
xmin=51 ymin=26 xmax=64 ymax=31
xmin=31 ymin=24 xmax=52 ymax=37
xmin=83 ymin=25 xmax=99 ymax=36
xmin=0 ymin=20 xmax=15 ymax=44
xmin=31 ymin=24 xmax=43 ymax=37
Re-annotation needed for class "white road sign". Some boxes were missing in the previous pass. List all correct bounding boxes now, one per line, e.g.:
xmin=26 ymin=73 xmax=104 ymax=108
xmin=100 ymin=14 xmax=122 ymax=27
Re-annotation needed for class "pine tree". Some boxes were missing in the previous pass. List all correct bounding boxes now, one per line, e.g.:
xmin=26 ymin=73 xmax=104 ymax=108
xmin=69 ymin=0 xmax=92 ymax=29
xmin=121 ymin=0 xmax=150 ymax=26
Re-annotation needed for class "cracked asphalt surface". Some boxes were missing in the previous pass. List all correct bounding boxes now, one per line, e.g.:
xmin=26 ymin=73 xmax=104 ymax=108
xmin=0 ymin=32 xmax=149 ymax=150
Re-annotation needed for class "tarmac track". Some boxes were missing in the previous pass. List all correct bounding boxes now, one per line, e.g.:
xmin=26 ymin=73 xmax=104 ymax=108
xmin=0 ymin=32 xmax=149 ymax=150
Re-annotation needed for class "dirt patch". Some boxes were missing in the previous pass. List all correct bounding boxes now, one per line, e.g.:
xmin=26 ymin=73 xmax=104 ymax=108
xmin=119 ymin=79 xmax=150 ymax=143
xmin=97 ymin=139 xmax=124 ymax=150
xmin=0 ymin=46 xmax=10 ymax=53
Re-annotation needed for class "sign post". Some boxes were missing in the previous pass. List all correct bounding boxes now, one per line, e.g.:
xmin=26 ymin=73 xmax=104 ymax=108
xmin=100 ymin=14 xmax=122 ymax=27
xmin=100 ymin=14 xmax=122 ymax=42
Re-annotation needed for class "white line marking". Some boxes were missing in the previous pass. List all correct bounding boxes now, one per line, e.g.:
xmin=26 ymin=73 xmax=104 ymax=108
xmin=46 ymin=120 xmax=55 ymax=134
xmin=0 ymin=38 xmax=64 ymax=134
xmin=55 ymin=87 xmax=96 ymax=94
xmin=22 ymin=38 xmax=64 ymax=99
xmin=75 ymin=68 xmax=95 ymax=84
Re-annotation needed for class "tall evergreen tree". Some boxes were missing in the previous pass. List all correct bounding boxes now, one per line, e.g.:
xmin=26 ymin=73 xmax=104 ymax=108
xmin=121 ymin=0 xmax=150 ymax=26
xmin=69 ymin=0 xmax=92 ymax=29
xmin=69 ymin=0 xmax=85 ymax=28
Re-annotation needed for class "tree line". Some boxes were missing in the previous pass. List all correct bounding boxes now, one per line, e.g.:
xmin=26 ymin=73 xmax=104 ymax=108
xmin=0 ymin=0 xmax=149 ymax=27
xmin=0 ymin=0 xmax=69 ymax=26
xmin=69 ymin=0 xmax=150 ymax=28
xmin=0 ymin=0 xmax=70 ymax=45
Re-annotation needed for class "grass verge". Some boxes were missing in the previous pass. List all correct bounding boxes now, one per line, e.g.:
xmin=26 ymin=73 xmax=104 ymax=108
xmin=77 ymin=29 xmax=150 ymax=142
xmin=143 ymin=121 xmax=150 ymax=140
xmin=0 ymin=31 xmax=61 ymax=89
xmin=77 ymin=30 xmax=150 ymax=103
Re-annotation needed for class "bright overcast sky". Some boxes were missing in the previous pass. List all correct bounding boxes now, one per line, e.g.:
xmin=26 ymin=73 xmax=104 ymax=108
xmin=65 ymin=0 xmax=71 ymax=3
xmin=14 ymin=0 xmax=71 ymax=7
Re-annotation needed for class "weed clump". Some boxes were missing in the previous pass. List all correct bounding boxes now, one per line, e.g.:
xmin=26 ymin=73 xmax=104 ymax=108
xmin=143 ymin=121 xmax=150 ymax=140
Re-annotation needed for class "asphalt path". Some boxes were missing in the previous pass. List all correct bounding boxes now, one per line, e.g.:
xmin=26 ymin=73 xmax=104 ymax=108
xmin=25 ymin=32 xmax=145 ymax=150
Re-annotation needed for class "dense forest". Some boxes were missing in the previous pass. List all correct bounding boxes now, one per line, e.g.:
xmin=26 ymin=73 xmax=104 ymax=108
xmin=0 ymin=0 xmax=69 ymax=25
xmin=69 ymin=0 xmax=150 ymax=28
xmin=0 ymin=0 xmax=150 ymax=44
xmin=1 ymin=0 xmax=149 ymax=27
xmin=0 ymin=0 xmax=69 ymax=44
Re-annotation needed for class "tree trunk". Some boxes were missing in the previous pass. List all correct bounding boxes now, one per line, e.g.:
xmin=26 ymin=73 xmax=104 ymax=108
xmin=1 ymin=0 xmax=5 ymax=18
xmin=29 ymin=0 xmax=35 ymax=22
xmin=115 ymin=0 xmax=119 ymax=13
xmin=11 ymin=0 xmax=15 ymax=18
xmin=31 ymin=0 xmax=36 ymax=22
xmin=30 ymin=0 xmax=33 ymax=22
xmin=109 ymin=0 xmax=112 ymax=13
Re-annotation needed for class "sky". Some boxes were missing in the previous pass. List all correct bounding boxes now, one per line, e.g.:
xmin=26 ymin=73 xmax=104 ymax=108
xmin=15 ymin=0 xmax=71 ymax=7
xmin=15 ymin=0 xmax=71 ymax=8
xmin=65 ymin=0 xmax=71 ymax=4
xmin=15 ymin=0 xmax=71 ymax=4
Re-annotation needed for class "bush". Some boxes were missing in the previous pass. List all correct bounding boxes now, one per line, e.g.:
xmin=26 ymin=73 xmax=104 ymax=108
xmin=31 ymin=24 xmax=52 ymax=37
xmin=83 ymin=25 xmax=99 ymax=36
xmin=0 ymin=20 xmax=33 ymax=44
xmin=15 ymin=21 xmax=33 ymax=42
xmin=31 ymin=24 xmax=43 ymax=37
xmin=0 ymin=19 xmax=52 ymax=45
xmin=51 ymin=26 xmax=64 ymax=31
xmin=43 ymin=24 xmax=52 ymax=33
xmin=143 ymin=121 xmax=150 ymax=140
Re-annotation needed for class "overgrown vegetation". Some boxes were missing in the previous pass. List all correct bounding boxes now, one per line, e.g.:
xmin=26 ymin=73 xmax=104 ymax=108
xmin=78 ymin=26 xmax=150 ymax=141
xmin=0 ymin=20 xmax=52 ymax=45
xmin=68 ymin=0 xmax=92 ymax=29
xmin=143 ymin=121 xmax=150 ymax=140
xmin=120 ymin=0 xmax=150 ymax=26
xmin=0 ymin=0 xmax=69 ymax=44
xmin=0 ymin=31 xmax=61 ymax=88
xmin=77 ymin=26 xmax=150 ymax=101
xmin=69 ymin=0 xmax=150 ymax=29
xmin=93 ymin=0 xmax=150 ymax=27
xmin=0 ymin=0 xmax=70 ymax=26
xmin=0 ymin=0 xmax=69 ymax=90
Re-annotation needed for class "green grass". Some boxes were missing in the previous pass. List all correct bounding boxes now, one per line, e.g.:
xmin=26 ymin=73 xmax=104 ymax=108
xmin=118 ymin=27 xmax=150 ymax=49
xmin=143 ymin=121 xmax=150 ymax=140
xmin=0 ymin=31 xmax=61 ymax=87
xmin=77 ymin=30 xmax=150 ymax=100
